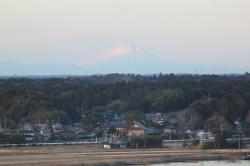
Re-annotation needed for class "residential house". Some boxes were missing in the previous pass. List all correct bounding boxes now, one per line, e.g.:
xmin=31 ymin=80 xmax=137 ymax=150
xmin=52 ymin=123 xmax=63 ymax=140
xmin=20 ymin=123 xmax=36 ymax=142
xmin=103 ymin=138 xmax=128 ymax=149
xmin=35 ymin=124 xmax=51 ymax=142
xmin=185 ymin=129 xmax=196 ymax=140
xmin=128 ymin=122 xmax=146 ymax=136
xmin=146 ymin=113 xmax=165 ymax=126
xmin=128 ymin=128 xmax=145 ymax=136
xmin=163 ymin=126 xmax=177 ymax=136
xmin=196 ymin=130 xmax=214 ymax=141
xmin=113 ymin=123 xmax=128 ymax=136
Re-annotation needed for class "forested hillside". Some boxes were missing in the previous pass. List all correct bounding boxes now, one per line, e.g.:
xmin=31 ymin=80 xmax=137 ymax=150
xmin=0 ymin=74 xmax=250 ymax=130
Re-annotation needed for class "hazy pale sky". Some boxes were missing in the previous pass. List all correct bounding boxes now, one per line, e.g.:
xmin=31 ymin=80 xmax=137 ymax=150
xmin=0 ymin=0 xmax=250 ymax=74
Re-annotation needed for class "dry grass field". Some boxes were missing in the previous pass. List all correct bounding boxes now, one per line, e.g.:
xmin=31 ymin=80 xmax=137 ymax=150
xmin=0 ymin=145 xmax=249 ymax=166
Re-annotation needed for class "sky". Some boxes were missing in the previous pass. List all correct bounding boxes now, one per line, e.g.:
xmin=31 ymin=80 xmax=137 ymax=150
xmin=0 ymin=0 xmax=250 ymax=75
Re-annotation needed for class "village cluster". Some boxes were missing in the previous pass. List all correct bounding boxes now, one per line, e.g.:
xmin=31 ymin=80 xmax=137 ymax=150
xmin=0 ymin=110 xmax=250 ymax=149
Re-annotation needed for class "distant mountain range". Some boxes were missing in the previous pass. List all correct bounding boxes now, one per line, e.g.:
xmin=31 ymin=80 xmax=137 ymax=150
xmin=0 ymin=45 xmax=246 ymax=75
xmin=0 ymin=63 xmax=85 ymax=76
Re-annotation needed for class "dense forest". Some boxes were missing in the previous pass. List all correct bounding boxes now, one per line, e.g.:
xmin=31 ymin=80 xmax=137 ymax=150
xmin=0 ymin=73 xmax=250 ymax=131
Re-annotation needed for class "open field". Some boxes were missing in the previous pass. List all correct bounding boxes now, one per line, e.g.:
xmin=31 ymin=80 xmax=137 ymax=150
xmin=0 ymin=145 xmax=250 ymax=166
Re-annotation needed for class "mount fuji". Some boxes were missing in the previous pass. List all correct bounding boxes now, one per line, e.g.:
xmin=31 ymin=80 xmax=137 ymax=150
xmin=77 ymin=44 xmax=243 ymax=75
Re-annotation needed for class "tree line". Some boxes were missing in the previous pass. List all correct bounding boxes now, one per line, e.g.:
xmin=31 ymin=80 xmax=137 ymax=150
xmin=0 ymin=74 xmax=250 ymax=131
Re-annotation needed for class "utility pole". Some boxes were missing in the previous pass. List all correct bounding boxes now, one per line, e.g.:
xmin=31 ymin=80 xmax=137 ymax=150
xmin=4 ymin=117 xmax=7 ymax=129
xmin=220 ymin=120 xmax=223 ymax=136
xmin=200 ymin=139 xmax=203 ymax=152
xmin=238 ymin=137 xmax=241 ymax=150
xmin=234 ymin=118 xmax=241 ymax=151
